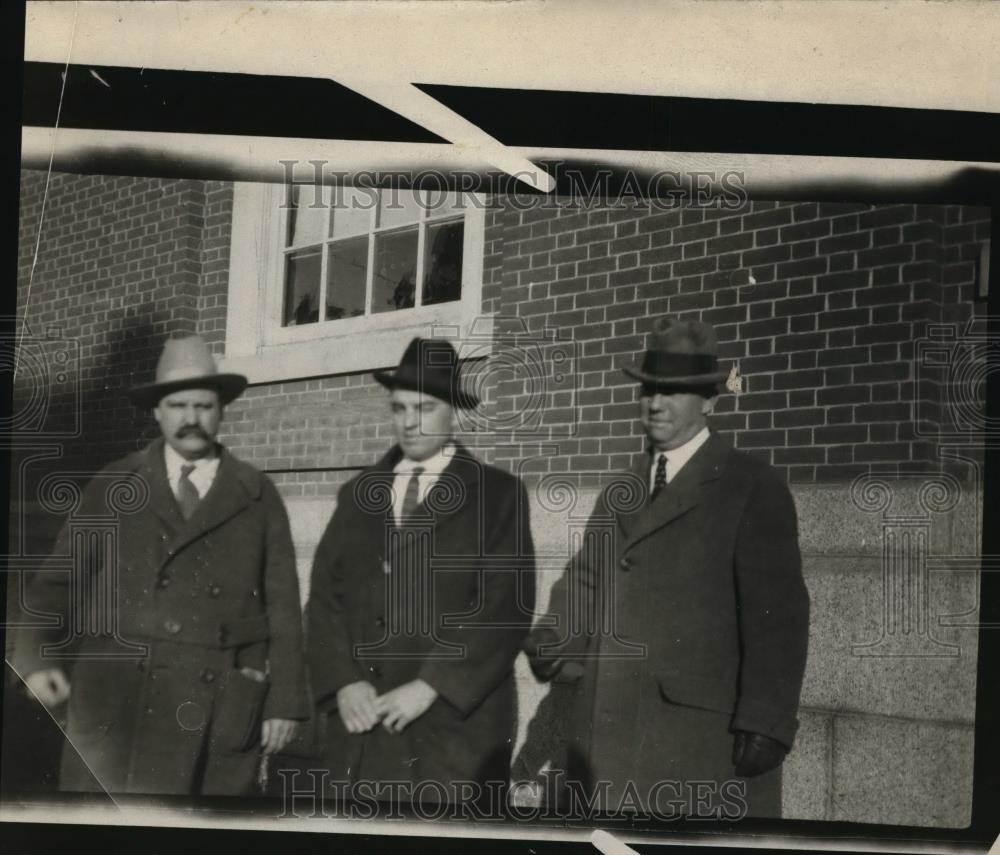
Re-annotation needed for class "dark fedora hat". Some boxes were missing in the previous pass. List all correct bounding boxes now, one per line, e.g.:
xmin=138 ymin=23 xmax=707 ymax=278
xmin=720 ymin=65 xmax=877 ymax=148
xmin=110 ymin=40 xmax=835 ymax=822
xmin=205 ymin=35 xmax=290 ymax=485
xmin=623 ymin=317 xmax=729 ymax=387
xmin=129 ymin=335 xmax=248 ymax=408
xmin=373 ymin=337 xmax=480 ymax=409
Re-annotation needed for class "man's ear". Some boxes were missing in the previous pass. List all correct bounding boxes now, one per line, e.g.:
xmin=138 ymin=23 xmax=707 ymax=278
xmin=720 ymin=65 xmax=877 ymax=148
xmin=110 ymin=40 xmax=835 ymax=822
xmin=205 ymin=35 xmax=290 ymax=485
xmin=702 ymin=395 xmax=719 ymax=415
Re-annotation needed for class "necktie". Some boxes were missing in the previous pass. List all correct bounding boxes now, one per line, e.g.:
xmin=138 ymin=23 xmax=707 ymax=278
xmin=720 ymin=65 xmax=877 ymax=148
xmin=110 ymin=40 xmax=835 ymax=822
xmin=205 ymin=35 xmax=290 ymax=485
xmin=399 ymin=466 xmax=424 ymax=521
xmin=651 ymin=454 xmax=668 ymax=502
xmin=177 ymin=463 xmax=201 ymax=520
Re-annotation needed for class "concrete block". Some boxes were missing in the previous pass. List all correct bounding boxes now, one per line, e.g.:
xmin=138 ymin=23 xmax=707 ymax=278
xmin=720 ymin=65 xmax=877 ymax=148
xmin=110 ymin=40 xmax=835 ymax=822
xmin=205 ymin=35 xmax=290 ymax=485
xmin=949 ymin=485 xmax=983 ymax=556
xmin=782 ymin=709 xmax=832 ymax=821
xmin=794 ymin=484 xmax=882 ymax=554
xmin=800 ymin=559 xmax=978 ymax=723
xmin=832 ymin=715 xmax=974 ymax=827
xmin=284 ymin=497 xmax=335 ymax=551
xmin=792 ymin=479 xmax=972 ymax=557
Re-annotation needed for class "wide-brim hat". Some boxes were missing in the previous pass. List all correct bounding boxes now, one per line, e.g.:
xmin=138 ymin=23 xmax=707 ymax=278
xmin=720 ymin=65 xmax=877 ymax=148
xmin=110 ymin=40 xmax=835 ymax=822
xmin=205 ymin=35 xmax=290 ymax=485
xmin=373 ymin=337 xmax=480 ymax=409
xmin=623 ymin=317 xmax=729 ymax=387
xmin=129 ymin=335 xmax=248 ymax=408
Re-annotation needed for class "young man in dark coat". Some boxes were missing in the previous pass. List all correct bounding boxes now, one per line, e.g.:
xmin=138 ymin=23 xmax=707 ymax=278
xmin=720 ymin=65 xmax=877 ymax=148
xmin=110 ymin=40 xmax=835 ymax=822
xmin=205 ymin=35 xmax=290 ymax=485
xmin=524 ymin=318 xmax=810 ymax=819
xmin=14 ymin=335 xmax=309 ymax=795
xmin=306 ymin=337 xmax=535 ymax=808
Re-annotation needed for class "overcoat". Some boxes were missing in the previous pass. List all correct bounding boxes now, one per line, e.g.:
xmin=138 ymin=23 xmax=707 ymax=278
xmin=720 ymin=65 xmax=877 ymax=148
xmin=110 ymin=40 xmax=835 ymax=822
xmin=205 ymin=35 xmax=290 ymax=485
xmin=14 ymin=438 xmax=310 ymax=795
xmin=534 ymin=432 xmax=810 ymax=818
xmin=306 ymin=444 xmax=535 ymax=799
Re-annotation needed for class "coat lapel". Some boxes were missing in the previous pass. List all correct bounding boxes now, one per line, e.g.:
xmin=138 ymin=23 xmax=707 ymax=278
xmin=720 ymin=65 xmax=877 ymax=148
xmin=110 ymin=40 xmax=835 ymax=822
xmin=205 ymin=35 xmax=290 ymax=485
xmin=136 ymin=438 xmax=185 ymax=535
xmin=378 ymin=443 xmax=480 ymax=568
xmin=621 ymin=432 xmax=730 ymax=552
xmin=165 ymin=445 xmax=258 ymax=558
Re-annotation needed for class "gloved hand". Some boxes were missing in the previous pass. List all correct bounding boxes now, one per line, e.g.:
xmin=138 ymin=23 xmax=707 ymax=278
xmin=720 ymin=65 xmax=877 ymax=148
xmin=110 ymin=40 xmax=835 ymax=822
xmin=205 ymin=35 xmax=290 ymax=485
xmin=732 ymin=730 xmax=788 ymax=777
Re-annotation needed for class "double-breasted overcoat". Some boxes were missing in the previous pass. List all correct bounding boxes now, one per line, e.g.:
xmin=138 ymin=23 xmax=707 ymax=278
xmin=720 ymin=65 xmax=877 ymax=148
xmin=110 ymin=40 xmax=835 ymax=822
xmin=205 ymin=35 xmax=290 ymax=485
xmin=533 ymin=432 xmax=810 ymax=818
xmin=15 ymin=438 xmax=310 ymax=795
xmin=306 ymin=444 xmax=535 ymax=797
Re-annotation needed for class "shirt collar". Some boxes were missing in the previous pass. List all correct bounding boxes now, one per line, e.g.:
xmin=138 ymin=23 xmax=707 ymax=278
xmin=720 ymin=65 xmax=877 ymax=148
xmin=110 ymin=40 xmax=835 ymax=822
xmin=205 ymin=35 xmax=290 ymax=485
xmin=651 ymin=426 xmax=710 ymax=468
xmin=394 ymin=443 xmax=456 ymax=476
xmin=164 ymin=441 xmax=218 ymax=476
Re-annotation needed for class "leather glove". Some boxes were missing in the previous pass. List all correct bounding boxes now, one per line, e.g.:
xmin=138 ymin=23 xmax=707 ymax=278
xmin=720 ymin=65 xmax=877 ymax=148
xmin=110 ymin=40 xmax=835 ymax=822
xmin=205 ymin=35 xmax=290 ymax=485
xmin=732 ymin=730 xmax=788 ymax=777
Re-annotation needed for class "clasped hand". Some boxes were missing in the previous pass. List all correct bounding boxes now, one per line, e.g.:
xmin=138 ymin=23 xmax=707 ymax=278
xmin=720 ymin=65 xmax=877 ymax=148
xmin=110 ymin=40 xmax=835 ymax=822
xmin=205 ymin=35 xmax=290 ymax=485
xmin=335 ymin=679 xmax=438 ymax=734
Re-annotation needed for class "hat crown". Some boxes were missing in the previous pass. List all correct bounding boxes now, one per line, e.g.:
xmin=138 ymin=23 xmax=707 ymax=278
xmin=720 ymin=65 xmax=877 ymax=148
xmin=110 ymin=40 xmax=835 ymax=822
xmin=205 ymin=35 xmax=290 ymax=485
xmin=373 ymin=336 xmax=480 ymax=409
xmin=648 ymin=318 xmax=718 ymax=357
xmin=155 ymin=335 xmax=221 ymax=385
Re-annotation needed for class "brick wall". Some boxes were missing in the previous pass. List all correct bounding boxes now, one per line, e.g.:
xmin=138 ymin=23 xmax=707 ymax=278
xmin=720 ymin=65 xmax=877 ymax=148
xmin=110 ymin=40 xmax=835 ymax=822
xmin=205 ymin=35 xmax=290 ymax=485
xmin=484 ymin=198 xmax=990 ymax=484
xmin=15 ymin=171 xmax=210 ymax=470
xmin=13 ymin=172 xmax=990 ymax=491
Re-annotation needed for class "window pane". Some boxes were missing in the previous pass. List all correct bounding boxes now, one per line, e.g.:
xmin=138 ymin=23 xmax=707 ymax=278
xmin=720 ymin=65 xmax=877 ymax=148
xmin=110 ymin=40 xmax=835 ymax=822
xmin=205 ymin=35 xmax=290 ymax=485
xmin=426 ymin=191 xmax=467 ymax=219
xmin=283 ymin=250 xmax=321 ymax=326
xmin=423 ymin=219 xmax=464 ymax=306
xmin=287 ymin=184 xmax=330 ymax=248
xmin=371 ymin=228 xmax=418 ymax=314
xmin=331 ymin=187 xmax=374 ymax=238
xmin=377 ymin=189 xmax=423 ymax=230
xmin=326 ymin=236 xmax=368 ymax=320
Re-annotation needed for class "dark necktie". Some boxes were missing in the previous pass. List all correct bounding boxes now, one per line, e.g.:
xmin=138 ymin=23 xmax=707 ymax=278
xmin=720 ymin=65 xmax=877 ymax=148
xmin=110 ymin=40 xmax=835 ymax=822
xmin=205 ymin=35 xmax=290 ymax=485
xmin=651 ymin=453 xmax=668 ymax=502
xmin=399 ymin=466 xmax=424 ymax=521
xmin=177 ymin=463 xmax=201 ymax=520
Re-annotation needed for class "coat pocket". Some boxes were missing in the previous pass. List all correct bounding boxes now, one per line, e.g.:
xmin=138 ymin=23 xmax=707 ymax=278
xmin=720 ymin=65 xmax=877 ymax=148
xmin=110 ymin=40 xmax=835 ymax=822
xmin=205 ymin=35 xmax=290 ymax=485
xmin=657 ymin=671 xmax=736 ymax=715
xmin=208 ymin=668 xmax=269 ymax=754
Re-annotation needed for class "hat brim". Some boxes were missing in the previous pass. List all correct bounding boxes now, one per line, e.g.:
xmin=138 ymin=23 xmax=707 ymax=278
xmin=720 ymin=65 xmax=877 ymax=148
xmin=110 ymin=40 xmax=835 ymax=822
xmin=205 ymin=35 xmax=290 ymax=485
xmin=622 ymin=364 xmax=729 ymax=388
xmin=128 ymin=373 xmax=248 ymax=408
xmin=373 ymin=369 xmax=480 ymax=409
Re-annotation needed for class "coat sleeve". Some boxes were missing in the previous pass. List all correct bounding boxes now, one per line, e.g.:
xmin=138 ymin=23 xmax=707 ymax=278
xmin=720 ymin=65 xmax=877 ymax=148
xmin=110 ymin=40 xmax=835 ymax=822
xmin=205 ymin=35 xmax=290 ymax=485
xmin=730 ymin=467 xmax=810 ymax=749
xmin=418 ymin=476 xmax=536 ymax=718
xmin=260 ymin=476 xmax=310 ymax=721
xmin=304 ymin=494 xmax=364 ymax=710
xmin=11 ymin=474 xmax=105 ymax=680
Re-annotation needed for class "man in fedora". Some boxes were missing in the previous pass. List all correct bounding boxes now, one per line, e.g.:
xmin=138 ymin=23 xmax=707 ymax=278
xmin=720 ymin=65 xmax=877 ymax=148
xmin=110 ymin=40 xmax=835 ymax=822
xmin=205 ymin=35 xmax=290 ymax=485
xmin=15 ymin=335 xmax=309 ymax=795
xmin=307 ymin=337 xmax=535 ymax=806
xmin=524 ymin=317 xmax=810 ymax=819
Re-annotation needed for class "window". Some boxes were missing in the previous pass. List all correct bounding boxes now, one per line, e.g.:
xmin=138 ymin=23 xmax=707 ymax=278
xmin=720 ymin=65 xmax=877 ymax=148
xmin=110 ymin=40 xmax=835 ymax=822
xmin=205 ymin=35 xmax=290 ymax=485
xmin=222 ymin=182 xmax=486 ymax=383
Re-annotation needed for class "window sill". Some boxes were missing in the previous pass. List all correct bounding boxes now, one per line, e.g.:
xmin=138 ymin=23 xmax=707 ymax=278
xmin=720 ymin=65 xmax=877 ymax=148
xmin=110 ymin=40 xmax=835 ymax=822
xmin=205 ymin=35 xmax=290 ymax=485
xmin=220 ymin=313 xmax=494 ymax=385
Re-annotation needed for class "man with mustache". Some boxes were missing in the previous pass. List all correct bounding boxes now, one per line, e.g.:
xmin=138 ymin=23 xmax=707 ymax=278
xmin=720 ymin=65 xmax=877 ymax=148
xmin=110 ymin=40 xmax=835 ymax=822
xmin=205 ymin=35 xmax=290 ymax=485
xmin=15 ymin=335 xmax=309 ymax=795
xmin=525 ymin=317 xmax=810 ymax=818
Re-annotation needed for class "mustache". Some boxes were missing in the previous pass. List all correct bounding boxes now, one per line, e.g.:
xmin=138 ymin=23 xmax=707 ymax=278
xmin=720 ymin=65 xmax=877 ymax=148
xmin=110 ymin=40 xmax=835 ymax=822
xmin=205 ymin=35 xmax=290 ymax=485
xmin=176 ymin=426 xmax=210 ymax=440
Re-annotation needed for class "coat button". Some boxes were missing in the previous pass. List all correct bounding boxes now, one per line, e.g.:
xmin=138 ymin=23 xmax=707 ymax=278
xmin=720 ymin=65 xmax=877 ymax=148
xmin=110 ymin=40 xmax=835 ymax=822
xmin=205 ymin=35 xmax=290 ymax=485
xmin=371 ymin=666 xmax=382 ymax=679
xmin=207 ymin=584 xmax=222 ymax=598
xmin=619 ymin=557 xmax=633 ymax=571
xmin=375 ymin=616 xmax=385 ymax=628
xmin=164 ymin=619 xmax=182 ymax=635
xmin=200 ymin=668 xmax=216 ymax=684
xmin=156 ymin=575 xmax=171 ymax=589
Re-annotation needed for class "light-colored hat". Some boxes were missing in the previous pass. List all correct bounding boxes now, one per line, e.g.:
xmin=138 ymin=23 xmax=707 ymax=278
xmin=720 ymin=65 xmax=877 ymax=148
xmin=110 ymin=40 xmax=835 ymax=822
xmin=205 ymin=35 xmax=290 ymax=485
xmin=128 ymin=335 xmax=248 ymax=408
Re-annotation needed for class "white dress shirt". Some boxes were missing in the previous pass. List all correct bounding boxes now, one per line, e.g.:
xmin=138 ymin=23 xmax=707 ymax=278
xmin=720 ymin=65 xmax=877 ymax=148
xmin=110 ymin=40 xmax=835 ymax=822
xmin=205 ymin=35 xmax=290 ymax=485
xmin=164 ymin=442 xmax=220 ymax=501
xmin=392 ymin=443 xmax=456 ymax=524
xmin=649 ymin=426 xmax=710 ymax=491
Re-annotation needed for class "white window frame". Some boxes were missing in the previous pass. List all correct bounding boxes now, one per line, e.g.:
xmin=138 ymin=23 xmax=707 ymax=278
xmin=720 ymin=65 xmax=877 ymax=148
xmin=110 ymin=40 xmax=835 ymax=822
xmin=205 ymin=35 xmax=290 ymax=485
xmin=220 ymin=182 xmax=487 ymax=383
